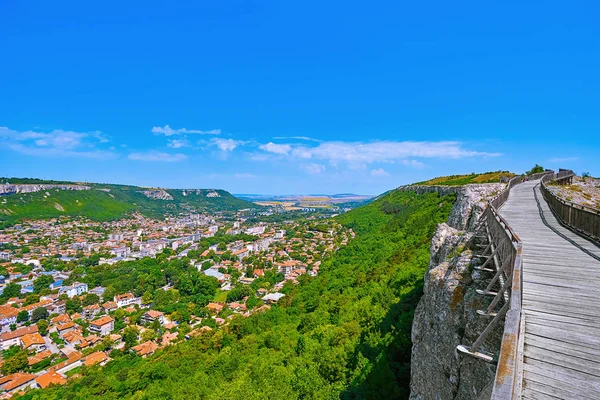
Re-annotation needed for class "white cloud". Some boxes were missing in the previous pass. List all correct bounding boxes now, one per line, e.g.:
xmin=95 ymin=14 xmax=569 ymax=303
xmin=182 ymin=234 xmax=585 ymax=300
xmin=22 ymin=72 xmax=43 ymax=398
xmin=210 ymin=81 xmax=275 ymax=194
xmin=211 ymin=138 xmax=243 ymax=152
xmin=167 ymin=139 xmax=189 ymax=149
xmin=370 ymin=168 xmax=390 ymax=177
xmin=548 ymin=157 xmax=579 ymax=163
xmin=291 ymin=148 xmax=313 ymax=159
xmin=302 ymin=163 xmax=326 ymax=174
xmin=151 ymin=125 xmax=221 ymax=136
xmin=273 ymin=136 xmax=322 ymax=142
xmin=128 ymin=151 xmax=188 ymax=162
xmin=259 ymin=142 xmax=292 ymax=155
xmin=291 ymin=141 xmax=500 ymax=164
xmin=0 ymin=126 xmax=115 ymax=159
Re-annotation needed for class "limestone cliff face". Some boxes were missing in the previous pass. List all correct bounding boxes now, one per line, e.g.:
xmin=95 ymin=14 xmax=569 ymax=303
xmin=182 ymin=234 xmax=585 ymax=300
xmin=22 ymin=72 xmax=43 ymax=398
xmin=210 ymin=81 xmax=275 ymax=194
xmin=0 ymin=184 xmax=90 ymax=195
xmin=408 ymin=184 xmax=504 ymax=400
xmin=142 ymin=189 xmax=174 ymax=200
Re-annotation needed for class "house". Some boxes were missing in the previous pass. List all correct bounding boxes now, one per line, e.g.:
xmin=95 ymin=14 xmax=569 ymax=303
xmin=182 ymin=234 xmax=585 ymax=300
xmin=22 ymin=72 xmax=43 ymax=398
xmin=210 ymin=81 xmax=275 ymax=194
xmin=56 ymin=322 xmax=77 ymax=337
xmin=49 ymin=352 xmax=83 ymax=375
xmin=83 ymin=351 xmax=109 ymax=367
xmin=62 ymin=331 xmax=86 ymax=346
xmin=161 ymin=332 xmax=178 ymax=347
xmin=0 ymin=373 xmax=38 ymax=395
xmin=141 ymin=310 xmax=164 ymax=325
xmin=1 ymin=325 xmax=39 ymax=350
xmin=83 ymin=304 xmax=101 ymax=319
xmin=262 ymin=292 xmax=285 ymax=304
xmin=46 ymin=300 xmax=66 ymax=315
xmin=102 ymin=301 xmax=118 ymax=313
xmin=232 ymin=248 xmax=249 ymax=261
xmin=89 ymin=286 xmax=105 ymax=297
xmin=28 ymin=349 xmax=53 ymax=366
xmin=89 ymin=316 xmax=114 ymax=336
xmin=51 ymin=313 xmax=71 ymax=326
xmin=253 ymin=269 xmax=265 ymax=278
xmin=110 ymin=246 xmax=129 ymax=258
xmin=0 ymin=305 xmax=18 ymax=328
xmin=203 ymin=267 xmax=225 ymax=281
xmin=49 ymin=280 xmax=63 ymax=290
xmin=132 ymin=340 xmax=158 ymax=357
xmin=114 ymin=293 xmax=141 ymax=308
xmin=35 ymin=371 xmax=67 ymax=389
xmin=206 ymin=303 xmax=224 ymax=313
xmin=59 ymin=282 xmax=88 ymax=298
xmin=20 ymin=332 xmax=46 ymax=352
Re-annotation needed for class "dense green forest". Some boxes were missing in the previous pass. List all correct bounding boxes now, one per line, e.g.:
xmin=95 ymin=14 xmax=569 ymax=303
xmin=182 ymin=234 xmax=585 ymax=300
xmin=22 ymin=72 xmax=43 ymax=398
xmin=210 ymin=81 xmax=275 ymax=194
xmin=0 ymin=178 xmax=259 ymax=227
xmin=17 ymin=189 xmax=454 ymax=399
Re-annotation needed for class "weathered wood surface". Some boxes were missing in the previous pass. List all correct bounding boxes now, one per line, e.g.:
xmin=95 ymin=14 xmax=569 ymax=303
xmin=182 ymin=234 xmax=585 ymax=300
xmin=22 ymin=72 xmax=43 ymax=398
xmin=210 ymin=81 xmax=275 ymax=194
xmin=499 ymin=180 xmax=600 ymax=399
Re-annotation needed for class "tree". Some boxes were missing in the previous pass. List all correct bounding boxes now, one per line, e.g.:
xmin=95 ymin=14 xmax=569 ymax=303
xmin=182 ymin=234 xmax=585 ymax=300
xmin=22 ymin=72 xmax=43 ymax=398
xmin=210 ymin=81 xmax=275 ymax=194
xmin=527 ymin=164 xmax=544 ymax=175
xmin=37 ymin=319 xmax=49 ymax=335
xmin=31 ymin=307 xmax=49 ymax=323
xmin=66 ymin=297 xmax=82 ymax=313
xmin=103 ymin=286 xmax=116 ymax=303
xmin=1 ymin=350 xmax=28 ymax=374
xmin=2 ymin=283 xmax=21 ymax=299
xmin=141 ymin=329 xmax=156 ymax=342
xmin=82 ymin=293 xmax=100 ymax=306
xmin=17 ymin=310 xmax=29 ymax=323
xmin=33 ymin=275 xmax=54 ymax=293
xmin=123 ymin=326 xmax=139 ymax=350
xmin=9 ymin=324 xmax=16 ymax=331
xmin=142 ymin=291 xmax=153 ymax=306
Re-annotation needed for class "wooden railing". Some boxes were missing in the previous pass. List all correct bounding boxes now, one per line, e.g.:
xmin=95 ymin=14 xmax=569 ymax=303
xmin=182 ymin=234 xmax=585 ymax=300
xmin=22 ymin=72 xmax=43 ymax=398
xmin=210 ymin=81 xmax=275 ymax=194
xmin=457 ymin=170 xmax=554 ymax=399
xmin=540 ymin=171 xmax=599 ymax=242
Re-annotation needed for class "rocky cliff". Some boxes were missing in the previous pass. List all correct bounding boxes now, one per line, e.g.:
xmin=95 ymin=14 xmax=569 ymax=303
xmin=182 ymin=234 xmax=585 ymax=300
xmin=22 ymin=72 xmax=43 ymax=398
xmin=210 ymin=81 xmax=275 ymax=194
xmin=0 ymin=184 xmax=90 ymax=195
xmin=408 ymin=183 xmax=505 ymax=400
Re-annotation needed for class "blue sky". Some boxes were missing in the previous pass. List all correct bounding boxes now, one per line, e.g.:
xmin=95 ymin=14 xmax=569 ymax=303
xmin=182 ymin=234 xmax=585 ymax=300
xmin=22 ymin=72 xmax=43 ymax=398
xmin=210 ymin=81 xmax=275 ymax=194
xmin=1 ymin=1 xmax=599 ymax=194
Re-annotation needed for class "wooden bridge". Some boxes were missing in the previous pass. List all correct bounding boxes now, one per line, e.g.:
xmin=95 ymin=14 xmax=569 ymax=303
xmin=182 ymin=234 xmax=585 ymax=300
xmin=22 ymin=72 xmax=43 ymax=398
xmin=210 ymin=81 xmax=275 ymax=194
xmin=457 ymin=170 xmax=600 ymax=399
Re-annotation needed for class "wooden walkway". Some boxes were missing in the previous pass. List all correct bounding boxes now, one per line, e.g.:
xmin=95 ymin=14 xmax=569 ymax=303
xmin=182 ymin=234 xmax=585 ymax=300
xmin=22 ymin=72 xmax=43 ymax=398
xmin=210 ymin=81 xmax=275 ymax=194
xmin=499 ymin=180 xmax=600 ymax=399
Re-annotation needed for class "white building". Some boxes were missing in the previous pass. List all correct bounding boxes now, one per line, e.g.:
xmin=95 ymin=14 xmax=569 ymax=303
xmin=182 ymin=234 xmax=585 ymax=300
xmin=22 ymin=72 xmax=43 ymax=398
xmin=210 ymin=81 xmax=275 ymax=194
xmin=114 ymin=293 xmax=141 ymax=308
xmin=59 ymin=282 xmax=88 ymax=298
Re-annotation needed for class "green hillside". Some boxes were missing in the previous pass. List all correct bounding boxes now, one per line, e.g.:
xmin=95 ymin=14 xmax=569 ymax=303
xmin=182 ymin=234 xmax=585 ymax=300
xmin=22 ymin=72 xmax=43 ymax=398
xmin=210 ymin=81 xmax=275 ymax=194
xmin=19 ymin=188 xmax=455 ymax=399
xmin=415 ymin=170 xmax=515 ymax=186
xmin=0 ymin=178 xmax=259 ymax=227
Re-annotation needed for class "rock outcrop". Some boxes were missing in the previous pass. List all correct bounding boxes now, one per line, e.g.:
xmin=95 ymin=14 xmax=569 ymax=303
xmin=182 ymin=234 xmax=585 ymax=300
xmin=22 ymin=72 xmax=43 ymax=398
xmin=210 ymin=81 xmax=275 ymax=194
xmin=408 ymin=184 xmax=505 ymax=400
xmin=141 ymin=190 xmax=173 ymax=200
xmin=0 ymin=184 xmax=90 ymax=195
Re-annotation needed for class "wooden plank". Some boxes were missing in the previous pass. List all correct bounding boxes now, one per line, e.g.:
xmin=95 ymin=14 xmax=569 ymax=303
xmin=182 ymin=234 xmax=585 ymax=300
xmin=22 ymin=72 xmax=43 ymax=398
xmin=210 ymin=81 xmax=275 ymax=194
xmin=491 ymin=178 xmax=600 ymax=399
xmin=523 ymin=357 xmax=600 ymax=393
xmin=524 ymin=343 xmax=600 ymax=377
xmin=524 ymin=333 xmax=600 ymax=363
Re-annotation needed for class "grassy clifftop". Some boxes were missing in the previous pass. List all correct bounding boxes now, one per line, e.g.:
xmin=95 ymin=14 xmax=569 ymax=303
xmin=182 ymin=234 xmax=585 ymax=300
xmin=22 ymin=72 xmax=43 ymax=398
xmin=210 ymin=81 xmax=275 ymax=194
xmin=415 ymin=170 xmax=515 ymax=186
xmin=0 ymin=178 xmax=259 ymax=226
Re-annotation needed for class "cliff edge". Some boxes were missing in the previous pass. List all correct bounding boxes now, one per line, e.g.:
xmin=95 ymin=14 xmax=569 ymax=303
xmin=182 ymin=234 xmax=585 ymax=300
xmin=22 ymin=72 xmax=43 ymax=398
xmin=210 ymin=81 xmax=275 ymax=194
xmin=408 ymin=183 xmax=504 ymax=400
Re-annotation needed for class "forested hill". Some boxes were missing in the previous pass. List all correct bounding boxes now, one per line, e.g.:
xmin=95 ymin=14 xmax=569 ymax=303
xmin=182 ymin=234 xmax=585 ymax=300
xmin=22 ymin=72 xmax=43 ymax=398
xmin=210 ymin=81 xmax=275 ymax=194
xmin=0 ymin=177 xmax=259 ymax=227
xmin=18 ymin=188 xmax=455 ymax=400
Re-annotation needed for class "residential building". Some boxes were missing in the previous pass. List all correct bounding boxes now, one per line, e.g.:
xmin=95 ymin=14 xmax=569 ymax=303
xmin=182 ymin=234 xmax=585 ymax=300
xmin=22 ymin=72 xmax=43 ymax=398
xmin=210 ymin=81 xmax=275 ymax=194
xmin=132 ymin=341 xmax=158 ymax=357
xmin=35 ymin=371 xmax=67 ymax=389
xmin=84 ymin=351 xmax=109 ymax=367
xmin=59 ymin=282 xmax=88 ymax=298
xmin=0 ymin=373 xmax=38 ymax=395
xmin=89 ymin=316 xmax=114 ymax=336
xmin=114 ymin=293 xmax=141 ymax=308
xmin=56 ymin=322 xmax=77 ymax=337
xmin=141 ymin=310 xmax=164 ymax=325
xmin=1 ymin=325 xmax=39 ymax=350
xmin=20 ymin=333 xmax=46 ymax=352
